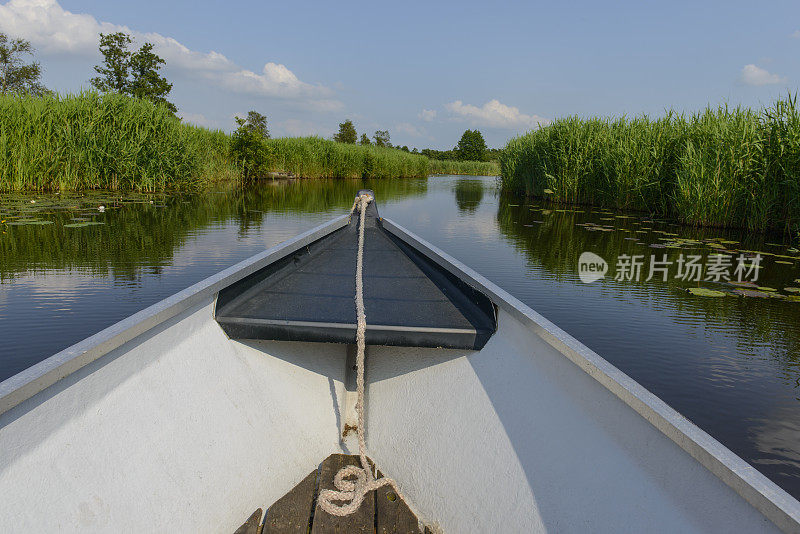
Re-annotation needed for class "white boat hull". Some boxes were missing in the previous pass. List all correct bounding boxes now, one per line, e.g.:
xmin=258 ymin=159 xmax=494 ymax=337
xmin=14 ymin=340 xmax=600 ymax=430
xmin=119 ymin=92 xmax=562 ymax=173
xmin=0 ymin=216 xmax=798 ymax=533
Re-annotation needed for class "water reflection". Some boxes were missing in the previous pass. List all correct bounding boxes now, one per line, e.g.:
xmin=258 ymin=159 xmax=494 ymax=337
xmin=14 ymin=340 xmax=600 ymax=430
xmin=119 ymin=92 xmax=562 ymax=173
xmin=453 ymin=178 xmax=485 ymax=213
xmin=0 ymin=178 xmax=427 ymax=281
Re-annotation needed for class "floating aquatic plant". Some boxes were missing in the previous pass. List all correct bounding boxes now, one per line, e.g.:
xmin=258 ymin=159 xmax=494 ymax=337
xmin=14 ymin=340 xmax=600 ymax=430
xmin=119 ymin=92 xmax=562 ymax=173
xmin=733 ymin=289 xmax=778 ymax=298
xmin=63 ymin=222 xmax=106 ymax=228
xmin=7 ymin=220 xmax=53 ymax=226
xmin=687 ymin=288 xmax=727 ymax=297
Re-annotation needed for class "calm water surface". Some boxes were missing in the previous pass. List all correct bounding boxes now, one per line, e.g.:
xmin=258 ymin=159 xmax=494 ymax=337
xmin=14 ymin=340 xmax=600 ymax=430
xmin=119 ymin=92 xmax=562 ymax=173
xmin=2 ymin=175 xmax=800 ymax=499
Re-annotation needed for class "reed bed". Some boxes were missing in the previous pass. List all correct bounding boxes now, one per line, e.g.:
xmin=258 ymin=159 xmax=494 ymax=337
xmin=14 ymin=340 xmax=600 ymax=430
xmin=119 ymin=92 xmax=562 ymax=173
xmin=0 ymin=92 xmax=234 ymax=192
xmin=429 ymin=159 xmax=499 ymax=176
xmin=500 ymin=96 xmax=800 ymax=234
xmin=263 ymin=137 xmax=429 ymax=179
xmin=1 ymin=92 xmax=500 ymax=191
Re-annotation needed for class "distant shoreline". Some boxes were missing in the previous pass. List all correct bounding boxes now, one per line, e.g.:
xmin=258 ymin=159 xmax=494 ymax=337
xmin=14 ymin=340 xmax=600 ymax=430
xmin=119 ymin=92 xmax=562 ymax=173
xmin=0 ymin=92 xmax=497 ymax=192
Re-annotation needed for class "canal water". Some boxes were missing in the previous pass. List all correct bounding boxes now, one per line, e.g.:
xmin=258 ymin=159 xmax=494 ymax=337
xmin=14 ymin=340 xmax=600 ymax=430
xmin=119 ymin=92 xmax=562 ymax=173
xmin=1 ymin=175 xmax=799 ymax=499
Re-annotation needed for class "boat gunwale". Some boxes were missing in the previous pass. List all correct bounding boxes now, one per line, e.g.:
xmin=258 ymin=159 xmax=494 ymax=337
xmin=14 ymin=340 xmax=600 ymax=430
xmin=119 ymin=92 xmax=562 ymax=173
xmin=380 ymin=217 xmax=800 ymax=534
xmin=0 ymin=214 xmax=351 ymax=417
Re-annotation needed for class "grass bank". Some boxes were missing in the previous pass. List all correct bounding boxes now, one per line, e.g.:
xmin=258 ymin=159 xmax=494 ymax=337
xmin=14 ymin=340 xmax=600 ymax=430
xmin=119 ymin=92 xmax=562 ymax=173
xmin=260 ymin=138 xmax=498 ymax=179
xmin=0 ymin=92 xmax=236 ymax=191
xmin=1 ymin=92 xmax=496 ymax=192
xmin=262 ymin=137 xmax=429 ymax=179
xmin=429 ymin=158 xmax=499 ymax=176
xmin=500 ymin=95 xmax=800 ymax=234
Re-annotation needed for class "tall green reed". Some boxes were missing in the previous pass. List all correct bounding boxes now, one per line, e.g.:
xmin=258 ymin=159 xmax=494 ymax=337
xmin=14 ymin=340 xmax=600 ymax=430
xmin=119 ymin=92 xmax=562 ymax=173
xmin=0 ymin=92 xmax=232 ymax=192
xmin=428 ymin=159 xmax=499 ymax=176
xmin=500 ymin=95 xmax=800 ymax=234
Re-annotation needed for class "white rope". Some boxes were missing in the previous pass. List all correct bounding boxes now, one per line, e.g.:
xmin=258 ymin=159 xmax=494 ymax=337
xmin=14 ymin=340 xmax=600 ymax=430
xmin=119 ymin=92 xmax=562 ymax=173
xmin=317 ymin=194 xmax=404 ymax=517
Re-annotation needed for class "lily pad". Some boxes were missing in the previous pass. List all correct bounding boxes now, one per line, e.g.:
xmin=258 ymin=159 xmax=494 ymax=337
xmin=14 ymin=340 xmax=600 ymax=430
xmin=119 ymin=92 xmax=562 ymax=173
xmin=687 ymin=288 xmax=727 ymax=297
xmin=7 ymin=220 xmax=53 ymax=226
xmin=733 ymin=289 xmax=778 ymax=298
xmin=756 ymin=287 xmax=777 ymax=292
xmin=775 ymin=261 xmax=793 ymax=265
xmin=63 ymin=221 xmax=106 ymax=228
xmin=784 ymin=287 xmax=800 ymax=293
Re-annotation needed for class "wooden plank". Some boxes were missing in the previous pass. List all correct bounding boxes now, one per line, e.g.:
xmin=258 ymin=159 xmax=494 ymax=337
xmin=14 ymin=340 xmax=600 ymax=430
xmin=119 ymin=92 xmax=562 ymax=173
xmin=233 ymin=508 xmax=262 ymax=534
xmin=263 ymin=470 xmax=318 ymax=534
xmin=311 ymin=454 xmax=375 ymax=534
xmin=375 ymin=471 xmax=423 ymax=534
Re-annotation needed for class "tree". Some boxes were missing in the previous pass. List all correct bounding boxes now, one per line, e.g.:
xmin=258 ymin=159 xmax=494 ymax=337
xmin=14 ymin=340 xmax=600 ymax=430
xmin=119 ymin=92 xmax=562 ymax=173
xmin=243 ymin=110 xmax=269 ymax=138
xmin=373 ymin=130 xmax=390 ymax=147
xmin=333 ymin=119 xmax=357 ymax=144
xmin=0 ymin=33 xmax=48 ymax=95
xmin=91 ymin=32 xmax=132 ymax=93
xmin=91 ymin=32 xmax=175 ymax=112
xmin=456 ymin=129 xmax=487 ymax=161
xmin=231 ymin=115 xmax=270 ymax=179
xmin=421 ymin=147 xmax=457 ymax=160
xmin=359 ymin=133 xmax=371 ymax=145
xmin=128 ymin=43 xmax=175 ymax=112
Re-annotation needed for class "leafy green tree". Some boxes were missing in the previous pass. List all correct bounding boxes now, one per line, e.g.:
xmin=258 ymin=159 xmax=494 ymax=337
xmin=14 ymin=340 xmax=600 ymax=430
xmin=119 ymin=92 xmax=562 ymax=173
xmin=373 ymin=130 xmax=390 ymax=147
xmin=421 ymin=148 xmax=457 ymax=160
xmin=333 ymin=119 xmax=357 ymax=144
xmin=91 ymin=32 xmax=176 ymax=112
xmin=455 ymin=130 xmax=486 ymax=161
xmin=0 ymin=33 xmax=48 ymax=95
xmin=128 ymin=43 xmax=175 ymax=112
xmin=456 ymin=129 xmax=487 ymax=161
xmin=360 ymin=133 xmax=371 ymax=145
xmin=231 ymin=115 xmax=270 ymax=179
xmin=243 ymin=110 xmax=269 ymax=138
xmin=91 ymin=32 xmax=132 ymax=93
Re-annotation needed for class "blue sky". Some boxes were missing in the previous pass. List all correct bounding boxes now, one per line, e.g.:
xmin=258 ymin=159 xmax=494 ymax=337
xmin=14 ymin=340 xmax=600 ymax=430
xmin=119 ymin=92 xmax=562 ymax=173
xmin=1 ymin=0 xmax=798 ymax=148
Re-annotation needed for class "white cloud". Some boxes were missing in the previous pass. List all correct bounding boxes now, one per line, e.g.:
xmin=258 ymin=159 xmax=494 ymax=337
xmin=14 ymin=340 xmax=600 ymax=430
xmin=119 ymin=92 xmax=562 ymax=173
xmin=178 ymin=112 xmax=212 ymax=127
xmin=279 ymin=119 xmax=326 ymax=137
xmin=418 ymin=109 xmax=437 ymax=121
xmin=0 ymin=0 xmax=338 ymax=106
xmin=444 ymin=99 xmax=549 ymax=129
xmin=395 ymin=122 xmax=425 ymax=137
xmin=0 ymin=0 xmax=120 ymax=54
xmin=740 ymin=64 xmax=785 ymax=86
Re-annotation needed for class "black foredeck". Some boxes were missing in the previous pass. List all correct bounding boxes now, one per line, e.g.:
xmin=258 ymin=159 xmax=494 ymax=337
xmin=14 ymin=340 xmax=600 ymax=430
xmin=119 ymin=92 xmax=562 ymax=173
xmin=215 ymin=198 xmax=496 ymax=350
xmin=234 ymin=454 xmax=430 ymax=534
